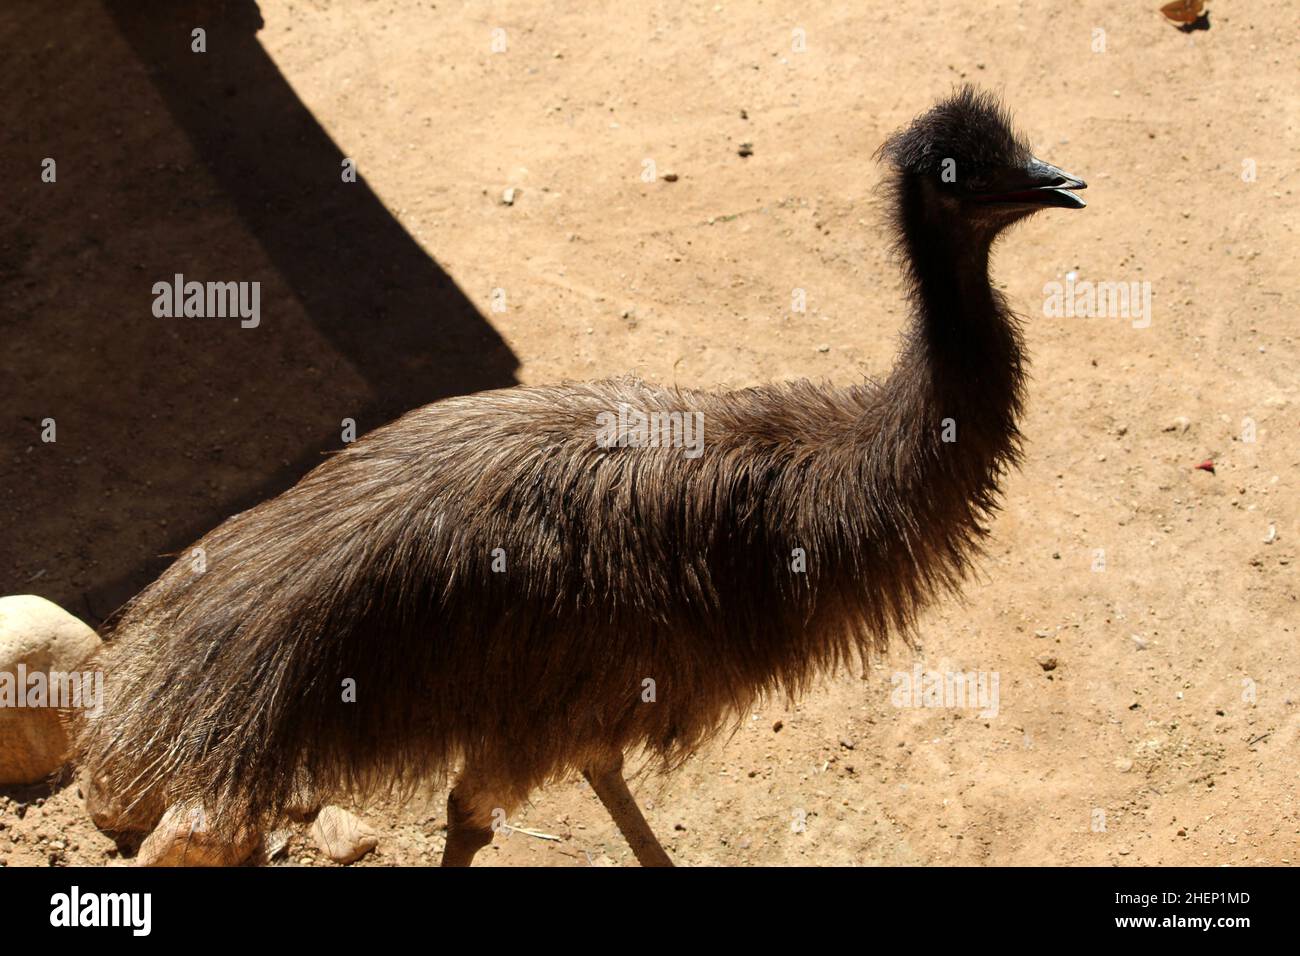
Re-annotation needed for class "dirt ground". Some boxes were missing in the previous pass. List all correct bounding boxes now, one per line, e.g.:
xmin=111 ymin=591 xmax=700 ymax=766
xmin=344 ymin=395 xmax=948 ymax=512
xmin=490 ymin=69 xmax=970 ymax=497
xmin=1 ymin=1 xmax=1296 ymax=866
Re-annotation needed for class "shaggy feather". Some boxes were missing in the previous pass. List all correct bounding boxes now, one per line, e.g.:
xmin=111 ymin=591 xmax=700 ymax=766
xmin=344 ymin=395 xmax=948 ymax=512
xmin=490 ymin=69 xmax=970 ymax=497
xmin=77 ymin=86 xmax=1039 ymax=839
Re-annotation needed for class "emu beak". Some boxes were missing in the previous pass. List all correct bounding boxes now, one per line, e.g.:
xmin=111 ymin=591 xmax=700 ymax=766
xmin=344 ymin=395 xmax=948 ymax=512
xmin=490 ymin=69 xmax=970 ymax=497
xmin=976 ymin=157 xmax=1088 ymax=209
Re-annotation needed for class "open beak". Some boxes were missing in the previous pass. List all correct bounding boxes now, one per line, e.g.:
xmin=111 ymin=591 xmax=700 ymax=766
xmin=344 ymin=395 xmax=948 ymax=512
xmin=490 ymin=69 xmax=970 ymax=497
xmin=975 ymin=157 xmax=1087 ymax=209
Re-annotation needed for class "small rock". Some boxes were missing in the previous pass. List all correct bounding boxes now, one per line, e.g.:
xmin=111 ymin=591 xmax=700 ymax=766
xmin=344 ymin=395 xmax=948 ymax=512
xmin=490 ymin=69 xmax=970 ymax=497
xmin=136 ymin=804 xmax=258 ymax=867
xmin=1163 ymin=416 xmax=1191 ymax=433
xmin=1034 ymin=628 xmax=1052 ymax=639
xmin=772 ymin=720 xmax=784 ymax=733
xmin=737 ymin=142 xmax=753 ymax=158
xmin=662 ymin=171 xmax=679 ymax=182
xmin=1130 ymin=634 xmax=1149 ymax=651
xmin=1037 ymin=657 xmax=1058 ymax=672
xmin=1114 ymin=757 xmax=1134 ymax=773
xmin=839 ymin=738 xmax=855 ymax=751
xmin=311 ymin=806 xmax=378 ymax=864
xmin=0 ymin=595 xmax=102 ymax=784
xmin=501 ymin=187 xmax=518 ymax=206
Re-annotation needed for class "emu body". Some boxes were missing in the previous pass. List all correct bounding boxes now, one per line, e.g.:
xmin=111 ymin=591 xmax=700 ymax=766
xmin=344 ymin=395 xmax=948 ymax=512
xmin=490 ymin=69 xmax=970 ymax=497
xmin=78 ymin=87 xmax=1085 ymax=865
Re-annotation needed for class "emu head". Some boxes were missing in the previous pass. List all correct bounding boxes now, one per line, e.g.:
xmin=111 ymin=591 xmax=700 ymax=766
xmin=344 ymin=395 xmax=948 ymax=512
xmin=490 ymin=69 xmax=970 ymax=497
xmin=878 ymin=85 xmax=1086 ymax=238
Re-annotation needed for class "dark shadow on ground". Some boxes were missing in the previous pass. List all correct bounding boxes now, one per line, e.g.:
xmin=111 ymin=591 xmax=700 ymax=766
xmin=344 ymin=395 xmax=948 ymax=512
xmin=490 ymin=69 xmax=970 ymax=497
xmin=0 ymin=0 xmax=519 ymax=625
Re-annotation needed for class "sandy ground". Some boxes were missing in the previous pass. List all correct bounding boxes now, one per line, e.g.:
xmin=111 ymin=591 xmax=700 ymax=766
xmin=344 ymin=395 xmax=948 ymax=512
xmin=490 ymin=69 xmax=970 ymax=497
xmin=1 ymin=0 xmax=1296 ymax=866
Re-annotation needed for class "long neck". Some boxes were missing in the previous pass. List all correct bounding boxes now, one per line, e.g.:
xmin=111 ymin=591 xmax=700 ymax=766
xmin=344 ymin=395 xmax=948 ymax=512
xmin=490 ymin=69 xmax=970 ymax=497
xmin=851 ymin=176 xmax=1026 ymax=586
xmin=893 ymin=177 xmax=1024 ymax=435
xmin=875 ymin=177 xmax=1025 ymax=465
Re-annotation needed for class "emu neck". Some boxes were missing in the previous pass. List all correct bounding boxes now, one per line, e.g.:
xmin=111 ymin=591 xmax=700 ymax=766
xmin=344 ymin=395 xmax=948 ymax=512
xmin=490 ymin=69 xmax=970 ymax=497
xmin=869 ymin=176 xmax=1025 ymax=499
xmin=897 ymin=177 xmax=1019 ymax=376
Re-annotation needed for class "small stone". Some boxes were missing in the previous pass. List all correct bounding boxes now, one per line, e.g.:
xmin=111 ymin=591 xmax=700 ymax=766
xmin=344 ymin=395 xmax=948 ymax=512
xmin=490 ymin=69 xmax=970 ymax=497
xmin=737 ymin=142 xmax=753 ymax=158
xmin=1037 ymin=657 xmax=1058 ymax=672
xmin=1114 ymin=757 xmax=1133 ymax=773
xmin=0 ymin=595 xmax=102 ymax=784
xmin=816 ymin=344 xmax=830 ymax=353
xmin=501 ymin=187 xmax=518 ymax=205
xmin=1163 ymin=416 xmax=1191 ymax=433
xmin=662 ymin=171 xmax=679 ymax=182
xmin=1034 ymin=628 xmax=1052 ymax=638
xmin=311 ymin=806 xmax=378 ymax=865
xmin=1130 ymin=634 xmax=1148 ymax=650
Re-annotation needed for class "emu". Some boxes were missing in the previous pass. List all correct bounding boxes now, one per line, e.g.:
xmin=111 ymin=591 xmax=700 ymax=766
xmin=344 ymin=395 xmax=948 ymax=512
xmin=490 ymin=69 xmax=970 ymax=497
xmin=77 ymin=86 xmax=1085 ymax=866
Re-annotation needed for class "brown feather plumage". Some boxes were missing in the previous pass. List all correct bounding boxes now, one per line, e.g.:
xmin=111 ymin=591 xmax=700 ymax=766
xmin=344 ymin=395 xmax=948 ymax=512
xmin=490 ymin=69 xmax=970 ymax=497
xmin=77 ymin=87 xmax=1057 ymax=846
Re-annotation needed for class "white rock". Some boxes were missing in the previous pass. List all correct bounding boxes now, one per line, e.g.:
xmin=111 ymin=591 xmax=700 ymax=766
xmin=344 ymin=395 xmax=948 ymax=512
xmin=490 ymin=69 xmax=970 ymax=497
xmin=0 ymin=595 xmax=101 ymax=784
xmin=135 ymin=803 xmax=258 ymax=867
xmin=312 ymin=806 xmax=378 ymax=864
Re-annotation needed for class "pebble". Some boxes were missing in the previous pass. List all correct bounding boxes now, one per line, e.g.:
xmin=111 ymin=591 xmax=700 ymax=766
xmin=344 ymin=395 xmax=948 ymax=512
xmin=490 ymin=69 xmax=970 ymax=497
xmin=0 ymin=596 xmax=102 ymax=785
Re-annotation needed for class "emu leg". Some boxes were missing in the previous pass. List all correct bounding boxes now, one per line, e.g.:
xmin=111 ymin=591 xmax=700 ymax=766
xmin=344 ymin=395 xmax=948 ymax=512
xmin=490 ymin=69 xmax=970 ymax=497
xmin=583 ymin=758 xmax=674 ymax=867
xmin=440 ymin=779 xmax=501 ymax=867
